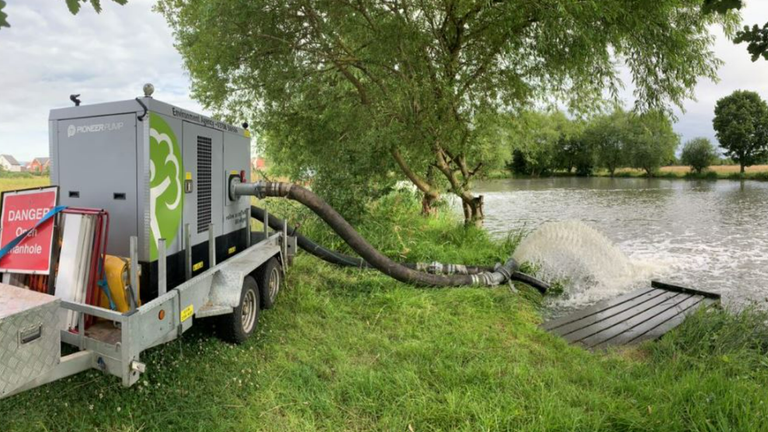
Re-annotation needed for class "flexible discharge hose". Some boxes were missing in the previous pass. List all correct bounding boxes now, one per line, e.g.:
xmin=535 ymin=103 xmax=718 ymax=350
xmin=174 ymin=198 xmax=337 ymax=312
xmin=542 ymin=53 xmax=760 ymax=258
xmin=250 ymin=205 xmax=548 ymax=293
xmin=250 ymin=206 xmax=492 ymax=275
xmin=237 ymin=181 xmax=545 ymax=290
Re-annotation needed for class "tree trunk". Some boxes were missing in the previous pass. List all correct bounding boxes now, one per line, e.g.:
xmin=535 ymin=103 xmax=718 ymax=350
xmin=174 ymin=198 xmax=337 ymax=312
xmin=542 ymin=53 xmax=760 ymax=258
xmin=431 ymin=145 xmax=486 ymax=226
xmin=741 ymin=163 xmax=746 ymax=174
xmin=421 ymin=191 xmax=439 ymax=216
xmin=390 ymin=148 xmax=442 ymax=215
xmin=462 ymin=196 xmax=484 ymax=227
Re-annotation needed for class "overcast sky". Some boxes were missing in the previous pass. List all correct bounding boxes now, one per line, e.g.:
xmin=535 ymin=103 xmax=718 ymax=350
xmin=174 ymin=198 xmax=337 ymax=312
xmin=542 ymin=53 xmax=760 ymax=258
xmin=1 ymin=0 xmax=767 ymax=162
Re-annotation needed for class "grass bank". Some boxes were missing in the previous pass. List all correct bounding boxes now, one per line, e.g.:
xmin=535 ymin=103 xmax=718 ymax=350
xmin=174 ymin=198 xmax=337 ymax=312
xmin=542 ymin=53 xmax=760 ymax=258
xmin=0 ymin=176 xmax=50 ymax=192
xmin=3 ymin=191 xmax=768 ymax=431
xmin=613 ymin=165 xmax=768 ymax=181
xmin=487 ymin=165 xmax=768 ymax=181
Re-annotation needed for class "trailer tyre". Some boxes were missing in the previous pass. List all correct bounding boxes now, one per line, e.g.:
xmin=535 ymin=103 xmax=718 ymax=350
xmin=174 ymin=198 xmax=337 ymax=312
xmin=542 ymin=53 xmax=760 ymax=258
xmin=219 ymin=276 xmax=260 ymax=344
xmin=257 ymin=258 xmax=282 ymax=309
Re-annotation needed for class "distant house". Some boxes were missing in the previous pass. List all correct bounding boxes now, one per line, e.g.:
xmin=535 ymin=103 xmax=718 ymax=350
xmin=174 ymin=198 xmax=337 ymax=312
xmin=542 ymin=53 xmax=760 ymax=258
xmin=252 ymin=157 xmax=267 ymax=170
xmin=0 ymin=155 xmax=22 ymax=172
xmin=28 ymin=157 xmax=50 ymax=174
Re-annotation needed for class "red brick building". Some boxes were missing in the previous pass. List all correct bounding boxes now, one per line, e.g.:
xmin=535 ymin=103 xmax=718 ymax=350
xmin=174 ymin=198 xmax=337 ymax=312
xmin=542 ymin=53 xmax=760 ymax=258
xmin=28 ymin=157 xmax=50 ymax=174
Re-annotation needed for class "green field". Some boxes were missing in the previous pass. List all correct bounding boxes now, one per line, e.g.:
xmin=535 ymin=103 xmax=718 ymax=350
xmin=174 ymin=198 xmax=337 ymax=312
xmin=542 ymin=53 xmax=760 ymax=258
xmin=2 ymin=191 xmax=768 ymax=431
xmin=487 ymin=165 xmax=768 ymax=181
xmin=0 ymin=177 xmax=50 ymax=192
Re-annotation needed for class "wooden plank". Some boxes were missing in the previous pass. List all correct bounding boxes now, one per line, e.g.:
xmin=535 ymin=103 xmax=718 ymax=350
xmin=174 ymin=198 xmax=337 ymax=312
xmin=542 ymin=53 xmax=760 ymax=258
xmin=550 ymin=289 xmax=669 ymax=337
xmin=560 ymin=291 xmax=685 ymax=343
xmin=651 ymin=280 xmax=721 ymax=300
xmin=581 ymin=294 xmax=702 ymax=348
xmin=541 ymin=287 xmax=656 ymax=331
xmin=552 ymin=289 xmax=675 ymax=338
xmin=602 ymin=298 xmax=717 ymax=347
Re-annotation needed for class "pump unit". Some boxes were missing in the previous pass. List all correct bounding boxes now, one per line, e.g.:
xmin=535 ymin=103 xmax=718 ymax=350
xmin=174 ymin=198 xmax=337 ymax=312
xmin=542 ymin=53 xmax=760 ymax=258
xmin=49 ymin=97 xmax=251 ymax=301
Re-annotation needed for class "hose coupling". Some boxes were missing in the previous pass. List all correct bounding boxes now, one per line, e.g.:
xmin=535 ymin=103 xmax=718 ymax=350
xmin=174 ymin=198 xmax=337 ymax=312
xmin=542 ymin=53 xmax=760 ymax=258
xmin=494 ymin=259 xmax=520 ymax=282
xmin=230 ymin=179 xmax=267 ymax=200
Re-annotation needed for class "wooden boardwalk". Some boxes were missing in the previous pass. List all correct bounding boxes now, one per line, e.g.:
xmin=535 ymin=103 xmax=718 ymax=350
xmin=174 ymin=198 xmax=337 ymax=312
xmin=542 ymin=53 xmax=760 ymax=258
xmin=542 ymin=281 xmax=721 ymax=349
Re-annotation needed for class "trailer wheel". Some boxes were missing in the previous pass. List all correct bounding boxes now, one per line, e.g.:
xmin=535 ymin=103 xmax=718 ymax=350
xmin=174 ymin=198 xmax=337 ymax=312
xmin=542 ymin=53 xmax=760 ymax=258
xmin=219 ymin=276 xmax=260 ymax=344
xmin=257 ymin=258 xmax=282 ymax=310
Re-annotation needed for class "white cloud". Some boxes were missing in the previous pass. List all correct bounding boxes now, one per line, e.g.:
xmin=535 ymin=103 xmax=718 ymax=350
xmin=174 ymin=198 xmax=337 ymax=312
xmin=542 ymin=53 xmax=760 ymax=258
xmin=617 ymin=1 xmax=768 ymax=151
xmin=0 ymin=1 xmax=767 ymax=161
xmin=0 ymin=0 xmax=200 ymax=161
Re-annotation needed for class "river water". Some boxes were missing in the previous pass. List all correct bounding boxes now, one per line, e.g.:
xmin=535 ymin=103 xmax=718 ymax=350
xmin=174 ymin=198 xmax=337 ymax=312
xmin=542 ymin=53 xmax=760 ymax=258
xmin=473 ymin=177 xmax=768 ymax=311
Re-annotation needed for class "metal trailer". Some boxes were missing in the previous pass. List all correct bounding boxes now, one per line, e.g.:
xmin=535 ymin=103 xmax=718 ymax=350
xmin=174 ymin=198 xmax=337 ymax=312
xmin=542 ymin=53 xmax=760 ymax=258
xmin=0 ymin=89 xmax=297 ymax=399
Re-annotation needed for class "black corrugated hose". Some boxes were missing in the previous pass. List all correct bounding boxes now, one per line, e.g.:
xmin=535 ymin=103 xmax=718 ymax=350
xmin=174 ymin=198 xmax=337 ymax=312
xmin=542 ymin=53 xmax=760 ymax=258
xmin=241 ymin=182 xmax=547 ymax=293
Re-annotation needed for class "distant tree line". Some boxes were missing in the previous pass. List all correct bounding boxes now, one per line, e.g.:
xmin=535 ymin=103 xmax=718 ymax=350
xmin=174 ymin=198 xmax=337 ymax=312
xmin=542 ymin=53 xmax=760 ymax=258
xmin=504 ymin=109 xmax=680 ymax=177
xmin=505 ymin=89 xmax=768 ymax=177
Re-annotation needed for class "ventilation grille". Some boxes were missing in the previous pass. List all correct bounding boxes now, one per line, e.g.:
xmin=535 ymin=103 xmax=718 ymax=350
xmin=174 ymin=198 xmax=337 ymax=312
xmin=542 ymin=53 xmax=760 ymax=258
xmin=197 ymin=136 xmax=212 ymax=234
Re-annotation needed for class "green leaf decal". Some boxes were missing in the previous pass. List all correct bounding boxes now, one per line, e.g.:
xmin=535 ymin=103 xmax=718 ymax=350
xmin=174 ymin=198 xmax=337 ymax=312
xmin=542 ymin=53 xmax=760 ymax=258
xmin=149 ymin=113 xmax=184 ymax=261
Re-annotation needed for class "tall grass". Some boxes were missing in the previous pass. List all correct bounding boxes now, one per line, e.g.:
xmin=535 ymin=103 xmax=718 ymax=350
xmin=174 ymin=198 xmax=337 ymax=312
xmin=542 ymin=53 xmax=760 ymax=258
xmin=503 ymin=166 xmax=768 ymax=181
xmin=0 ymin=177 xmax=49 ymax=193
xmin=2 ymin=190 xmax=768 ymax=431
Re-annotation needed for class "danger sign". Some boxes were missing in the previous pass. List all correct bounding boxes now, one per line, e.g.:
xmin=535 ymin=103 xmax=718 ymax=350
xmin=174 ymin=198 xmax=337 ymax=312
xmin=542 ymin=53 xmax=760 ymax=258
xmin=0 ymin=187 xmax=58 ymax=274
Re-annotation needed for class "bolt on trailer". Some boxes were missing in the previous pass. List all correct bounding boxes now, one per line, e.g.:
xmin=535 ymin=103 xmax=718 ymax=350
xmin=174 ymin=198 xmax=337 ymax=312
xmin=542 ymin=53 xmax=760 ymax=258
xmin=0 ymin=86 xmax=296 ymax=399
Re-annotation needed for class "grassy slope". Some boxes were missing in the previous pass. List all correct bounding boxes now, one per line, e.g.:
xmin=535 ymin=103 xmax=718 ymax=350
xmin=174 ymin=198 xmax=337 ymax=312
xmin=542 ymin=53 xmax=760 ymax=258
xmin=2 ymin=191 xmax=768 ymax=431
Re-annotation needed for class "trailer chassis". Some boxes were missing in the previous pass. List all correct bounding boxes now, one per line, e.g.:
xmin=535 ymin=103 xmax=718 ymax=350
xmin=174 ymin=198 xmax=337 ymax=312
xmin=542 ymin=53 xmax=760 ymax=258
xmin=4 ymin=214 xmax=295 ymax=398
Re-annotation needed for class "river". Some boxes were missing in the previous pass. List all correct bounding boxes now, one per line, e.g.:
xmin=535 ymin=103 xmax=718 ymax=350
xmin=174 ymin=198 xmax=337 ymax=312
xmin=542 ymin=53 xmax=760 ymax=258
xmin=473 ymin=177 xmax=768 ymax=310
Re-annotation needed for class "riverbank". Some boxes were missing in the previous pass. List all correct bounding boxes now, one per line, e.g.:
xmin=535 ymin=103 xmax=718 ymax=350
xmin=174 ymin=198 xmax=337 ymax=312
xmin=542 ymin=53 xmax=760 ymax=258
xmin=3 ymin=191 xmax=768 ymax=431
xmin=614 ymin=165 xmax=768 ymax=180
xmin=487 ymin=165 xmax=768 ymax=181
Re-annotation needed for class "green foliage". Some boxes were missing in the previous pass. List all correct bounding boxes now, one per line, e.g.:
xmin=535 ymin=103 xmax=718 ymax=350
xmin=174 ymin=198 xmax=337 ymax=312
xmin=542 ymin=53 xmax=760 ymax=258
xmin=157 ymin=0 xmax=736 ymax=221
xmin=735 ymin=23 xmax=768 ymax=62
xmin=258 ymin=109 xmax=398 ymax=221
xmin=713 ymin=90 xmax=768 ymax=173
xmin=503 ymin=111 xmax=567 ymax=176
xmin=681 ymin=137 xmax=717 ymax=173
xmin=552 ymin=119 xmax=595 ymax=176
xmin=65 ymin=0 xmax=128 ymax=15
xmin=504 ymin=108 xmax=678 ymax=178
xmin=509 ymin=149 xmax=530 ymax=176
xmin=502 ymin=111 xmax=593 ymax=177
xmin=584 ymin=108 xmax=630 ymax=176
xmin=0 ymin=1 xmax=9 ymax=29
xmin=710 ymin=0 xmax=768 ymax=63
xmin=702 ymin=0 xmax=743 ymax=15
xmin=684 ymin=170 xmax=720 ymax=180
xmin=626 ymin=112 xmax=680 ymax=176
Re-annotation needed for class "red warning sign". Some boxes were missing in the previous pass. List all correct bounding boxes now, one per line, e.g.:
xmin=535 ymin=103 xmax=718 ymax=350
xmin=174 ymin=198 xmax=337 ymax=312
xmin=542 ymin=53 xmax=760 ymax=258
xmin=0 ymin=187 xmax=58 ymax=274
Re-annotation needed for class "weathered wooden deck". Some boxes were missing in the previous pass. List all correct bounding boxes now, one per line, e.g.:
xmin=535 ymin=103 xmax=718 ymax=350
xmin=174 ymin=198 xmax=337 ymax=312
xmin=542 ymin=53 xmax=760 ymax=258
xmin=542 ymin=281 xmax=721 ymax=349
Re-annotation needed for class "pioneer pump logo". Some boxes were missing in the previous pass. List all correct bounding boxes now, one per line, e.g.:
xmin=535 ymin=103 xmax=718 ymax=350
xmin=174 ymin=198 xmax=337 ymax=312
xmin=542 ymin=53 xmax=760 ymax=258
xmin=67 ymin=122 xmax=124 ymax=137
xmin=149 ymin=113 xmax=184 ymax=260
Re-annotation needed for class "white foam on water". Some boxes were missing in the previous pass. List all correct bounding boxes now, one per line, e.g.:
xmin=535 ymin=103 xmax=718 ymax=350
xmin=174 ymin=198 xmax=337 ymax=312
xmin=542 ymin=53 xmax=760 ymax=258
xmin=512 ymin=220 xmax=669 ymax=309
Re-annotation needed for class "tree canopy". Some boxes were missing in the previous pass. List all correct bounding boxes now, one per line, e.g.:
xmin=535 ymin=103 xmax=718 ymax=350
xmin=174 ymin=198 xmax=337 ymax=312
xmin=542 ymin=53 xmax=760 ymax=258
xmin=584 ymin=109 xmax=630 ymax=177
xmin=626 ymin=112 xmax=680 ymax=176
xmin=497 ymin=108 xmax=680 ymax=178
xmin=681 ymin=137 xmax=717 ymax=173
xmin=713 ymin=90 xmax=768 ymax=173
xmin=159 ymin=0 xmax=737 ymax=224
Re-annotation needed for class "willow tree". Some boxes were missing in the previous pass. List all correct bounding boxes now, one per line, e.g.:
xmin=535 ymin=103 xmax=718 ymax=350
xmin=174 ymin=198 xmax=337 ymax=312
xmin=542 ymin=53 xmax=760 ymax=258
xmin=158 ymin=0 xmax=736 ymax=225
